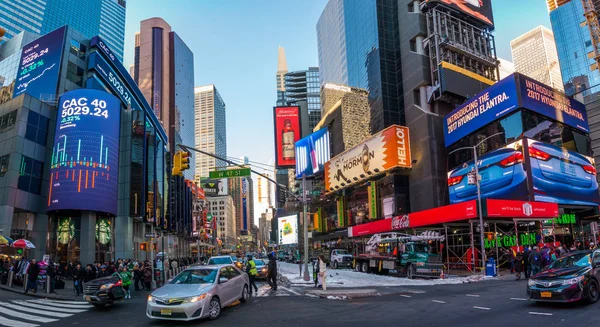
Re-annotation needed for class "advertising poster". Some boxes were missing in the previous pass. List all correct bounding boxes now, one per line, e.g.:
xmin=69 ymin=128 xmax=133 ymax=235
xmin=47 ymin=89 xmax=121 ymax=215
xmin=295 ymin=127 xmax=331 ymax=178
xmin=428 ymin=0 xmax=494 ymax=27
xmin=324 ymin=125 xmax=411 ymax=193
xmin=273 ymin=106 xmax=301 ymax=168
xmin=278 ymin=215 xmax=298 ymax=245
xmin=447 ymin=139 xmax=528 ymax=204
xmin=201 ymin=178 xmax=228 ymax=197
xmin=527 ymin=138 xmax=599 ymax=206
xmin=14 ymin=26 xmax=67 ymax=99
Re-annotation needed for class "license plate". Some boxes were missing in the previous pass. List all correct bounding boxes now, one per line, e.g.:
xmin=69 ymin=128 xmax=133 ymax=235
xmin=85 ymin=296 xmax=91 ymax=301
xmin=560 ymin=162 xmax=576 ymax=176
xmin=160 ymin=309 xmax=172 ymax=316
xmin=467 ymin=172 xmax=476 ymax=185
xmin=540 ymin=291 xmax=552 ymax=298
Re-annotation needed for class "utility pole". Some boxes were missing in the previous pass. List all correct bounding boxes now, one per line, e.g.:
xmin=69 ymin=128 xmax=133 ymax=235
xmin=150 ymin=224 xmax=156 ymax=289
xmin=302 ymin=175 xmax=310 ymax=281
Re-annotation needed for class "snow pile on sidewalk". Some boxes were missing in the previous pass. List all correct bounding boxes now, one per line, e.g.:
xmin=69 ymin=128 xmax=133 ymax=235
xmin=278 ymin=262 xmax=483 ymax=287
xmin=326 ymin=295 xmax=348 ymax=300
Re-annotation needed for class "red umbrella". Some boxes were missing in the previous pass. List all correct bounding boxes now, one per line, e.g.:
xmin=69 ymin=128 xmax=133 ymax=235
xmin=11 ymin=239 xmax=35 ymax=249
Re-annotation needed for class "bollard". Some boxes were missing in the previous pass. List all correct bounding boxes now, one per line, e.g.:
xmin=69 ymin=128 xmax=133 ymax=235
xmin=7 ymin=271 xmax=13 ymax=288
xmin=23 ymin=274 xmax=28 ymax=291
xmin=46 ymin=275 xmax=51 ymax=294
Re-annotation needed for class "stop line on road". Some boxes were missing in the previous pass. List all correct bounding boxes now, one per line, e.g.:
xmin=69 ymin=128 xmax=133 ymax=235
xmin=0 ymin=299 xmax=91 ymax=327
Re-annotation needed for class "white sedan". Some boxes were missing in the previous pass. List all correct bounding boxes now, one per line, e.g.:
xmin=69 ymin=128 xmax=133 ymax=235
xmin=147 ymin=264 xmax=249 ymax=321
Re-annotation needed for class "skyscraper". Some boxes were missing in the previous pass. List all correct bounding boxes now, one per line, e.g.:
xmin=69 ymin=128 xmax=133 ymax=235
xmin=194 ymin=85 xmax=227 ymax=182
xmin=277 ymin=67 xmax=322 ymax=135
xmin=498 ymin=58 xmax=515 ymax=80
xmin=0 ymin=0 xmax=127 ymax=62
xmin=510 ymin=26 xmax=563 ymax=91
xmin=134 ymin=17 xmax=195 ymax=179
xmin=276 ymin=45 xmax=288 ymax=105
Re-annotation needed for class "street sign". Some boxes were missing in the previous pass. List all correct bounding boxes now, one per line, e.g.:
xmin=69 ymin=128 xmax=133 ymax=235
xmin=145 ymin=232 xmax=159 ymax=238
xmin=209 ymin=168 xmax=251 ymax=179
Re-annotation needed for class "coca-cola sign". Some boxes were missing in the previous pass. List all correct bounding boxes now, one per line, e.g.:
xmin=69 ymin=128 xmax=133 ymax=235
xmin=392 ymin=215 xmax=410 ymax=230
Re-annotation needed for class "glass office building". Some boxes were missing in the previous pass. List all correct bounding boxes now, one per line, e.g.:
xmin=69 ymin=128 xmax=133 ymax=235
xmin=0 ymin=0 xmax=126 ymax=62
xmin=549 ymin=0 xmax=600 ymax=97
xmin=317 ymin=0 xmax=402 ymax=133
xmin=194 ymin=85 xmax=227 ymax=181
xmin=279 ymin=67 xmax=322 ymax=132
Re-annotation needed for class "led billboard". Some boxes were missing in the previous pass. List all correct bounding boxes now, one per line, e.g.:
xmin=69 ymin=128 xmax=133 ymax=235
xmin=14 ymin=26 xmax=66 ymax=99
xmin=295 ymin=127 xmax=330 ymax=178
xmin=428 ymin=0 xmax=494 ymax=28
xmin=443 ymin=73 xmax=589 ymax=147
xmin=47 ymin=89 xmax=121 ymax=215
xmin=274 ymin=106 xmax=301 ymax=168
xmin=278 ymin=215 xmax=298 ymax=245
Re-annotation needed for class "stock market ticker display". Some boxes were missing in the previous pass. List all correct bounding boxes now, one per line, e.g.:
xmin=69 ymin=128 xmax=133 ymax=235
xmin=47 ymin=89 xmax=121 ymax=215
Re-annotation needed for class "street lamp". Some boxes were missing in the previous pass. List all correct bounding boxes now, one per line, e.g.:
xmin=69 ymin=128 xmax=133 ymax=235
xmin=448 ymin=132 xmax=504 ymax=274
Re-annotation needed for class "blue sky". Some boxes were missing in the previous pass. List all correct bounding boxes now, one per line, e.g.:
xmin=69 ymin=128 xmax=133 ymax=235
xmin=121 ymin=0 xmax=552 ymax=220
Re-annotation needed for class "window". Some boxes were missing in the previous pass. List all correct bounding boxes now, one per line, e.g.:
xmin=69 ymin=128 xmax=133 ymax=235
xmin=18 ymin=156 xmax=43 ymax=194
xmin=70 ymin=39 xmax=86 ymax=59
xmin=0 ymin=154 xmax=9 ymax=176
xmin=66 ymin=62 xmax=84 ymax=86
xmin=0 ymin=110 xmax=18 ymax=132
xmin=25 ymin=111 xmax=48 ymax=145
xmin=227 ymin=266 xmax=240 ymax=277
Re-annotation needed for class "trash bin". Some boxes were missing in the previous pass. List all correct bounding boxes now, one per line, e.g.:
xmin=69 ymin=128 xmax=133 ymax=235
xmin=485 ymin=258 xmax=497 ymax=277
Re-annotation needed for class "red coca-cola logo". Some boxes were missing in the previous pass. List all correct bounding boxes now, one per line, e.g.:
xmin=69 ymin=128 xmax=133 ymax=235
xmin=392 ymin=215 xmax=410 ymax=230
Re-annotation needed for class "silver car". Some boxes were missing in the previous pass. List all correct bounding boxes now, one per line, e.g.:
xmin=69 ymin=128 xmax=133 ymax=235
xmin=146 ymin=264 xmax=250 ymax=321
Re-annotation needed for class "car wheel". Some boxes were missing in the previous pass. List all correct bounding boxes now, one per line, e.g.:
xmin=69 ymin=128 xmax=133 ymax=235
xmin=208 ymin=297 xmax=221 ymax=320
xmin=407 ymin=264 xmax=415 ymax=279
xmin=92 ymin=303 xmax=105 ymax=308
xmin=361 ymin=262 xmax=369 ymax=273
xmin=355 ymin=263 xmax=361 ymax=272
xmin=240 ymin=285 xmax=249 ymax=303
xmin=333 ymin=261 xmax=338 ymax=269
xmin=587 ymin=279 xmax=599 ymax=303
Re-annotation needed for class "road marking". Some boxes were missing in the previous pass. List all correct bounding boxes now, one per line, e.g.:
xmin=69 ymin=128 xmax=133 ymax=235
xmin=0 ymin=303 xmax=72 ymax=318
xmin=0 ymin=306 xmax=58 ymax=323
xmin=473 ymin=306 xmax=491 ymax=310
xmin=529 ymin=312 xmax=553 ymax=316
xmin=400 ymin=295 xmax=412 ymax=298
xmin=279 ymin=286 xmax=302 ymax=296
xmin=0 ymin=315 xmax=39 ymax=327
xmin=11 ymin=301 xmax=87 ymax=313
xmin=510 ymin=298 xmax=528 ymax=301
xmin=466 ymin=294 xmax=480 ymax=297
xmin=275 ymin=293 xmax=290 ymax=296
xmin=41 ymin=300 xmax=90 ymax=305
xmin=432 ymin=300 xmax=446 ymax=303
xmin=28 ymin=300 xmax=92 ymax=309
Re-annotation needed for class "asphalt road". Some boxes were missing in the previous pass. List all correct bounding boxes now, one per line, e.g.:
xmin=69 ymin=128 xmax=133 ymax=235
xmin=0 ymin=278 xmax=599 ymax=327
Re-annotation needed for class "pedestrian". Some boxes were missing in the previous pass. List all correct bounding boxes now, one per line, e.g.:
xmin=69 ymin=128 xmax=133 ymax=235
xmin=528 ymin=246 xmax=542 ymax=277
xmin=24 ymin=259 xmax=40 ymax=294
xmin=514 ymin=252 xmax=523 ymax=281
xmin=267 ymin=253 xmax=277 ymax=291
xmin=522 ymin=247 xmax=531 ymax=279
xmin=133 ymin=264 xmax=143 ymax=291
xmin=317 ymin=255 xmax=327 ymax=291
xmin=47 ymin=260 xmax=57 ymax=293
xmin=245 ymin=254 xmax=258 ymax=296
xmin=97 ymin=265 xmax=110 ymax=278
xmin=119 ymin=267 xmax=132 ymax=299
xmin=313 ymin=259 xmax=320 ymax=288
xmin=84 ymin=264 xmax=95 ymax=283
xmin=143 ymin=264 xmax=152 ymax=291
xmin=72 ymin=263 xmax=85 ymax=295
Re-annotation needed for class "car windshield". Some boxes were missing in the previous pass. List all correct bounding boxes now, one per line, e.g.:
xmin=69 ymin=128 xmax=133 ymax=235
xmin=414 ymin=244 xmax=429 ymax=252
xmin=255 ymin=260 xmax=265 ymax=266
xmin=170 ymin=269 xmax=217 ymax=284
xmin=336 ymin=250 xmax=349 ymax=255
xmin=548 ymin=253 xmax=591 ymax=269
xmin=208 ymin=257 xmax=232 ymax=265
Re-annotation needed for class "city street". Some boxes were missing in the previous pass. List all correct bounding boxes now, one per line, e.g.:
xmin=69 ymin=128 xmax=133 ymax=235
xmin=0 ymin=279 xmax=598 ymax=327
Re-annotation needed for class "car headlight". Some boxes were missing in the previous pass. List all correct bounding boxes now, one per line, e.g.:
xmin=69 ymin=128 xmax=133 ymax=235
xmin=262 ymin=268 xmax=267 ymax=272
xmin=100 ymin=283 xmax=114 ymax=290
xmin=147 ymin=295 xmax=155 ymax=303
xmin=184 ymin=294 xmax=208 ymax=303
xmin=416 ymin=262 xmax=425 ymax=266
xmin=528 ymin=279 xmax=537 ymax=286
xmin=563 ymin=276 xmax=584 ymax=285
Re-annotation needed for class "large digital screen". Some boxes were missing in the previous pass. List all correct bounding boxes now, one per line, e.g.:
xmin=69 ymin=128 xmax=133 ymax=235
xmin=295 ymin=127 xmax=330 ymax=179
xmin=428 ymin=0 xmax=494 ymax=28
xmin=278 ymin=215 xmax=298 ymax=245
xmin=14 ymin=26 xmax=66 ymax=99
xmin=47 ymin=89 xmax=121 ymax=215
xmin=447 ymin=138 xmax=600 ymax=206
xmin=443 ymin=73 xmax=589 ymax=147
xmin=201 ymin=179 xmax=228 ymax=197
xmin=273 ymin=106 xmax=301 ymax=168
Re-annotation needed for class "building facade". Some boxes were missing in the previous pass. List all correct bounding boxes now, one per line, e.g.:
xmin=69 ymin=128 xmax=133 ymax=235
xmin=510 ymin=26 xmax=563 ymax=91
xmin=193 ymin=84 xmax=227 ymax=182
xmin=278 ymin=67 xmax=322 ymax=135
xmin=498 ymin=58 xmax=515 ymax=79
xmin=133 ymin=17 xmax=195 ymax=180
xmin=208 ymin=195 xmax=236 ymax=250
xmin=229 ymin=174 xmax=254 ymax=235
xmin=0 ymin=0 xmax=126 ymax=62
xmin=276 ymin=45 xmax=288 ymax=107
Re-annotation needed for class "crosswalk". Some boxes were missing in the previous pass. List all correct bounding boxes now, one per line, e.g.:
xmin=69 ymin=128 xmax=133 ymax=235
xmin=0 ymin=299 xmax=92 ymax=327
xmin=253 ymin=282 xmax=303 ymax=297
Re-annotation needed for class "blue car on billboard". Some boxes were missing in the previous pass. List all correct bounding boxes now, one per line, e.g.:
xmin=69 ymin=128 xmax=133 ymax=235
xmin=528 ymin=139 xmax=599 ymax=206
xmin=448 ymin=140 xmax=529 ymax=204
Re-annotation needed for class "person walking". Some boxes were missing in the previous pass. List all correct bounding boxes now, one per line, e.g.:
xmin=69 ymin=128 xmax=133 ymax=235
xmin=522 ymin=247 xmax=531 ymax=279
xmin=514 ymin=252 xmax=524 ymax=281
xmin=317 ymin=255 xmax=327 ymax=291
xmin=267 ymin=253 xmax=277 ymax=291
xmin=528 ymin=246 xmax=542 ymax=277
xmin=119 ymin=267 xmax=132 ymax=299
xmin=72 ymin=263 xmax=85 ymax=296
xmin=313 ymin=259 xmax=320 ymax=288
xmin=245 ymin=254 xmax=259 ymax=296
xmin=47 ymin=260 xmax=57 ymax=293
xmin=143 ymin=264 xmax=152 ymax=291
xmin=98 ymin=265 xmax=110 ymax=278
xmin=24 ymin=259 xmax=40 ymax=294
xmin=133 ymin=264 xmax=142 ymax=291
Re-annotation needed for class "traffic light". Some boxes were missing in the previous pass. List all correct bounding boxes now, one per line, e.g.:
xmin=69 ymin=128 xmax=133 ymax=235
xmin=140 ymin=242 xmax=148 ymax=251
xmin=172 ymin=150 xmax=191 ymax=176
